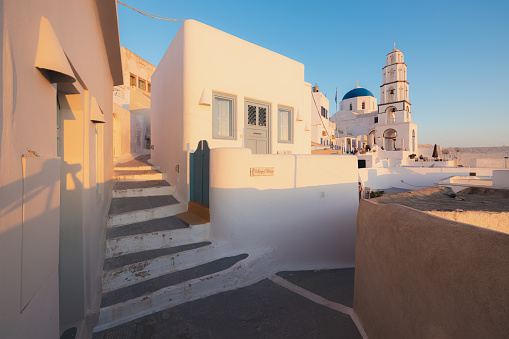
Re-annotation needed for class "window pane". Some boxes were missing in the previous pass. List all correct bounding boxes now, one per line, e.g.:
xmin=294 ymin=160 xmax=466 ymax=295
xmin=279 ymin=109 xmax=291 ymax=142
xmin=258 ymin=107 xmax=266 ymax=126
xmin=248 ymin=105 xmax=256 ymax=125
xmin=215 ymin=97 xmax=232 ymax=137
xmin=138 ymin=79 xmax=145 ymax=90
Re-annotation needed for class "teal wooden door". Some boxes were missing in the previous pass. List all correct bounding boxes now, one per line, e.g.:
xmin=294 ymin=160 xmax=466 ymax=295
xmin=190 ymin=140 xmax=210 ymax=205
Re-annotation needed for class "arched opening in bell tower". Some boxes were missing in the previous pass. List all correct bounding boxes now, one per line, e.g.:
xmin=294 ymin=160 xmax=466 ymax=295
xmin=386 ymin=107 xmax=396 ymax=124
xmin=383 ymin=128 xmax=397 ymax=150
xmin=388 ymin=87 xmax=395 ymax=102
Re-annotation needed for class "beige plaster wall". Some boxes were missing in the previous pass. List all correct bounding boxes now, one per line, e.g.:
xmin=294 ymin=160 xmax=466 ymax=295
xmin=120 ymin=46 xmax=156 ymax=89
xmin=426 ymin=210 xmax=509 ymax=234
xmin=354 ymin=200 xmax=509 ymax=339
xmin=0 ymin=0 xmax=120 ymax=337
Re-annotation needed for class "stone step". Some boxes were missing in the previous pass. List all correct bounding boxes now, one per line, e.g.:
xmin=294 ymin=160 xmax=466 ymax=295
xmin=114 ymin=169 xmax=165 ymax=181
xmin=115 ymin=154 xmax=151 ymax=168
xmin=106 ymin=215 xmax=189 ymax=240
xmin=112 ymin=180 xmax=175 ymax=198
xmin=101 ymin=254 xmax=248 ymax=308
xmin=107 ymin=200 xmax=187 ymax=228
xmin=114 ymin=165 xmax=153 ymax=171
xmin=94 ymin=248 xmax=273 ymax=332
xmin=103 ymin=242 xmax=211 ymax=271
xmin=105 ymin=223 xmax=210 ymax=259
xmin=109 ymin=195 xmax=179 ymax=215
xmin=102 ymin=241 xmax=231 ymax=293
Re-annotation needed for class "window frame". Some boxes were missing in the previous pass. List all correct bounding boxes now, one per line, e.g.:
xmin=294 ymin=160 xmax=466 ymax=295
xmin=129 ymin=73 xmax=137 ymax=87
xmin=212 ymin=92 xmax=236 ymax=140
xmin=277 ymin=106 xmax=293 ymax=143
xmin=138 ymin=78 xmax=146 ymax=91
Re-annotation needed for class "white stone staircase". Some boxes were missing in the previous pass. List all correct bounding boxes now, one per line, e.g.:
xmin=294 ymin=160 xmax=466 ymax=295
xmin=94 ymin=155 xmax=263 ymax=333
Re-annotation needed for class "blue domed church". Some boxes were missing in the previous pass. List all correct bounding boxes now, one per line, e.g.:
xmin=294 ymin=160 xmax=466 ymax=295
xmin=330 ymin=47 xmax=418 ymax=155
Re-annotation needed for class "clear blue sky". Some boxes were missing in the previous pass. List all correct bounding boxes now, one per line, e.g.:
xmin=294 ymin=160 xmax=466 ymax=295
xmin=117 ymin=0 xmax=509 ymax=147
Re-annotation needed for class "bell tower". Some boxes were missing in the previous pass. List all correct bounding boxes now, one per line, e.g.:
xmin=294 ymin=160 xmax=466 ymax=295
xmin=378 ymin=44 xmax=411 ymax=124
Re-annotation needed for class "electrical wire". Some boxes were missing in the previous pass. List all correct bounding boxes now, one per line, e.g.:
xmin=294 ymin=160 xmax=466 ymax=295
xmin=116 ymin=1 xmax=185 ymax=21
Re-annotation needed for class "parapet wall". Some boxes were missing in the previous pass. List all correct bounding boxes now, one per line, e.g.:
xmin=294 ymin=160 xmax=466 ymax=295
xmin=209 ymin=148 xmax=359 ymax=271
xmin=354 ymin=200 xmax=509 ymax=339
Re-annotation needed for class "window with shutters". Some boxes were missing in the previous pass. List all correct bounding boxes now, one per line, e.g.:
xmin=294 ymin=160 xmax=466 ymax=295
xmin=278 ymin=107 xmax=293 ymax=143
xmin=212 ymin=93 xmax=236 ymax=139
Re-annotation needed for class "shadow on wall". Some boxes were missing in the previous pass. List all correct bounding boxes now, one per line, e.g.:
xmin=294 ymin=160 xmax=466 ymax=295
xmin=210 ymin=183 xmax=358 ymax=271
xmin=0 ymin=156 xmax=60 ymax=338
xmin=354 ymin=200 xmax=509 ymax=339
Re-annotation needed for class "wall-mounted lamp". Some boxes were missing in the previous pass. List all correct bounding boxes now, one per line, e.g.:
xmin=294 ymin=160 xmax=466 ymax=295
xmin=305 ymin=121 xmax=310 ymax=131
xmin=296 ymin=108 xmax=303 ymax=121
xmin=199 ymin=88 xmax=211 ymax=106
xmin=35 ymin=17 xmax=76 ymax=84
xmin=90 ymin=96 xmax=105 ymax=123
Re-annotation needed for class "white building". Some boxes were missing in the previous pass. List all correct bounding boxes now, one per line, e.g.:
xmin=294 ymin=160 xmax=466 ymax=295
xmin=331 ymin=47 xmax=418 ymax=155
xmin=0 ymin=1 xmax=122 ymax=338
xmin=310 ymin=85 xmax=336 ymax=149
xmin=152 ymin=20 xmax=312 ymax=202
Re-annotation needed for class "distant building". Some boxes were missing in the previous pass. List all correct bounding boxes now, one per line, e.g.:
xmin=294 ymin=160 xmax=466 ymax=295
xmin=331 ymin=47 xmax=418 ymax=155
xmin=113 ymin=47 xmax=156 ymax=157
xmin=310 ymin=85 xmax=336 ymax=150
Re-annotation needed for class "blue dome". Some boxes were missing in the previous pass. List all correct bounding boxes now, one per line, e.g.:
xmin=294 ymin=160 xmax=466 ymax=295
xmin=342 ymin=87 xmax=374 ymax=100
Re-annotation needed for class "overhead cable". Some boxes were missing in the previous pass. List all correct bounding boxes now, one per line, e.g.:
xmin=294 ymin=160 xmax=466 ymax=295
xmin=116 ymin=1 xmax=185 ymax=21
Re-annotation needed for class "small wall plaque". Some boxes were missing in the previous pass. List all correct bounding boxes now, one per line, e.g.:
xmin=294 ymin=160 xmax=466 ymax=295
xmin=250 ymin=167 xmax=274 ymax=177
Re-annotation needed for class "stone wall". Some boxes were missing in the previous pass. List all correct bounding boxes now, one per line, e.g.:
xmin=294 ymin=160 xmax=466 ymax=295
xmin=354 ymin=200 xmax=509 ymax=339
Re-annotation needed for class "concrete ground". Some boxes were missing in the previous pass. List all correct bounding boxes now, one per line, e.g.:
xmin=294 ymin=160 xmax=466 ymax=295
xmin=93 ymin=268 xmax=364 ymax=339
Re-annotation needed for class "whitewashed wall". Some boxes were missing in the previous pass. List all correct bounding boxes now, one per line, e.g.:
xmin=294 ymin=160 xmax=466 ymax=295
xmin=0 ymin=1 xmax=121 ymax=337
xmin=152 ymin=20 xmax=311 ymax=202
xmin=209 ymin=148 xmax=358 ymax=271
xmin=359 ymin=167 xmax=493 ymax=190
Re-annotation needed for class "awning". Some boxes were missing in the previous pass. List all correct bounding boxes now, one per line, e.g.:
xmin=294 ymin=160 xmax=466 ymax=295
xmin=90 ymin=96 xmax=105 ymax=123
xmin=35 ymin=17 xmax=76 ymax=83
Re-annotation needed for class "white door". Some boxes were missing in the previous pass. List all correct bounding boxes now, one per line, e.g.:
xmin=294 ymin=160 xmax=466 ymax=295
xmin=245 ymin=100 xmax=270 ymax=154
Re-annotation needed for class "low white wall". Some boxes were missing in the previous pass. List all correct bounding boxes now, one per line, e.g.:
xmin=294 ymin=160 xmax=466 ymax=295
xmin=359 ymin=167 xmax=493 ymax=190
xmin=493 ymin=170 xmax=509 ymax=187
xmin=404 ymin=160 xmax=456 ymax=167
xmin=475 ymin=158 xmax=507 ymax=169
xmin=209 ymin=148 xmax=358 ymax=271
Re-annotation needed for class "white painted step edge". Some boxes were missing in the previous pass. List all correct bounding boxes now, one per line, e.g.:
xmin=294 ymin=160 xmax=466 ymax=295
xmin=107 ymin=202 xmax=187 ymax=228
xmin=105 ymin=223 xmax=210 ymax=259
xmin=94 ymin=247 xmax=275 ymax=333
xmin=102 ymin=241 xmax=231 ymax=293
xmin=112 ymin=185 xmax=176 ymax=198
xmin=114 ymin=173 xmax=166 ymax=181
xmin=114 ymin=165 xmax=153 ymax=171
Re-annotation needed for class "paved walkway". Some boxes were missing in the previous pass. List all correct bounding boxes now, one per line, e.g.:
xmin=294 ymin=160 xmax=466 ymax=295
xmin=93 ymin=268 xmax=365 ymax=339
